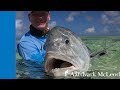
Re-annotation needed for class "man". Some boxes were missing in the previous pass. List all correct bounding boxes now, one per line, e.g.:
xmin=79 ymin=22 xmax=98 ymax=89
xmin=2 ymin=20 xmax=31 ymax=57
xmin=17 ymin=11 xmax=50 ymax=65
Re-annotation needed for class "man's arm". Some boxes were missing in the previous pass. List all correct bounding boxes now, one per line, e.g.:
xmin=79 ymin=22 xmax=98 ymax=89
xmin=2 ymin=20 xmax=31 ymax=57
xmin=17 ymin=41 xmax=44 ymax=64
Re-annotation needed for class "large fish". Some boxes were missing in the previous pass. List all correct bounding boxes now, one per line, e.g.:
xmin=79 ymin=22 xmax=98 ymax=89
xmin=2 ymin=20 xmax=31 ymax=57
xmin=44 ymin=26 xmax=91 ymax=78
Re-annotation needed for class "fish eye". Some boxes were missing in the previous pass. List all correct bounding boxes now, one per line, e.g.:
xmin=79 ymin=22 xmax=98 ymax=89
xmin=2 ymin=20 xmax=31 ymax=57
xmin=65 ymin=39 xmax=69 ymax=44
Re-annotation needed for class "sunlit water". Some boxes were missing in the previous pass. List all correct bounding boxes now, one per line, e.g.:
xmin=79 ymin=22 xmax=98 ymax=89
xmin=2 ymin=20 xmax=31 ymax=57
xmin=16 ymin=59 xmax=53 ymax=79
xmin=16 ymin=59 xmax=92 ymax=79
xmin=16 ymin=36 xmax=120 ymax=79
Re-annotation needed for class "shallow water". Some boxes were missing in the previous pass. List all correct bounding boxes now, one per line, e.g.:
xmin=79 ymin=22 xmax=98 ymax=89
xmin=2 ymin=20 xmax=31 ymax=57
xmin=16 ymin=36 xmax=120 ymax=79
xmin=16 ymin=59 xmax=53 ymax=79
xmin=16 ymin=59 xmax=93 ymax=79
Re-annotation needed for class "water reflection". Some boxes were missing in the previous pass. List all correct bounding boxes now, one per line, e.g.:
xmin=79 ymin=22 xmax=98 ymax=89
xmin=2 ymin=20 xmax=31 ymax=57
xmin=16 ymin=59 xmax=53 ymax=79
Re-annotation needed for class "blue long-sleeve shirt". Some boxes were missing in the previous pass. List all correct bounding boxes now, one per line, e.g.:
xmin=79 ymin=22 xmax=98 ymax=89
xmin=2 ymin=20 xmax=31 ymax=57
xmin=17 ymin=31 xmax=47 ymax=64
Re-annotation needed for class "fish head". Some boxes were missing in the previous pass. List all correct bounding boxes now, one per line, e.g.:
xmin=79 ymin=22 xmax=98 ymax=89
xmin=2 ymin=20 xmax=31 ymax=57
xmin=44 ymin=26 xmax=90 ymax=78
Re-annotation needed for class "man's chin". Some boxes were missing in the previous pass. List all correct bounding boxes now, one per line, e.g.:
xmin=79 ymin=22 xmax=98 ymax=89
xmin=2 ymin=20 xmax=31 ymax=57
xmin=37 ymin=25 xmax=46 ymax=30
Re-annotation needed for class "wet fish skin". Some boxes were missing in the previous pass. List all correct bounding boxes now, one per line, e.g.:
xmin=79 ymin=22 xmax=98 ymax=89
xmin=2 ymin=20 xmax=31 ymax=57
xmin=44 ymin=26 xmax=91 ymax=78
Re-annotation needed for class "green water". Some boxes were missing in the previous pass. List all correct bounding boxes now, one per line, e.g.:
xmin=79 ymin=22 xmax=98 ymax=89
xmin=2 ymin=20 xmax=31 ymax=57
xmin=16 ymin=36 xmax=120 ymax=79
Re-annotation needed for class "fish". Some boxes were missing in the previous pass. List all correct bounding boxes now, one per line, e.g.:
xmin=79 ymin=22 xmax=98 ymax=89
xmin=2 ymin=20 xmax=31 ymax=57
xmin=43 ymin=26 xmax=91 ymax=78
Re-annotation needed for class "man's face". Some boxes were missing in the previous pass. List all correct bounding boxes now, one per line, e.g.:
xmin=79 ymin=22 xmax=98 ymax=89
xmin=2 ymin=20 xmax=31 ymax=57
xmin=29 ymin=11 xmax=50 ymax=30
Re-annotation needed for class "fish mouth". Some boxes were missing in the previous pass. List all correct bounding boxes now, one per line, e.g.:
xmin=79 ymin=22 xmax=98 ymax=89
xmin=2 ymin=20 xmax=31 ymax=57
xmin=45 ymin=58 xmax=73 ymax=71
xmin=45 ymin=52 xmax=79 ymax=77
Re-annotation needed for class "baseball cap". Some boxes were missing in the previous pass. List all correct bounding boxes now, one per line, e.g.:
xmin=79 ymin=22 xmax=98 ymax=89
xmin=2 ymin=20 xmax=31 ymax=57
xmin=28 ymin=11 xmax=50 ymax=14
